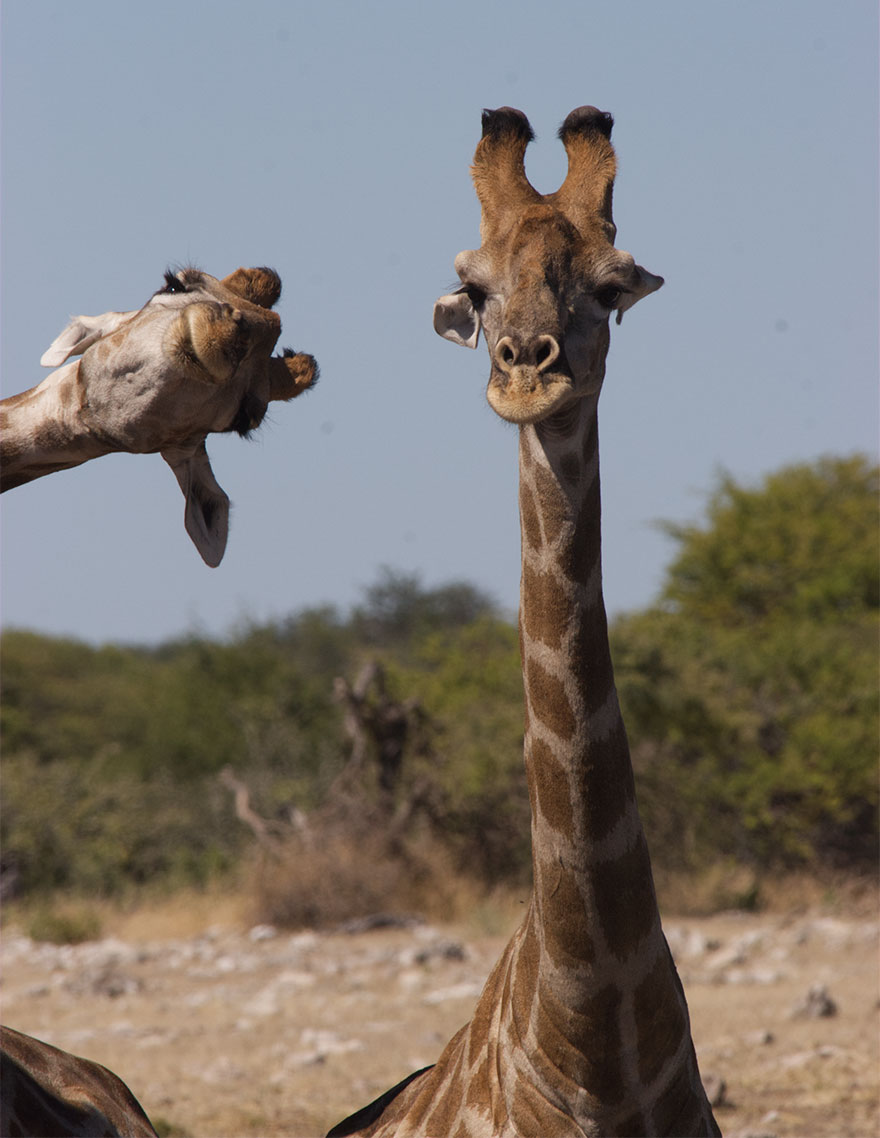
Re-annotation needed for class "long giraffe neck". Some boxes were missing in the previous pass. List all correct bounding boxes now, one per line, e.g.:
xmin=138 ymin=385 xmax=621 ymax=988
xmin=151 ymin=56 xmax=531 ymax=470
xmin=513 ymin=395 xmax=716 ymax=1134
xmin=0 ymin=364 xmax=110 ymax=491
xmin=519 ymin=396 xmax=658 ymax=973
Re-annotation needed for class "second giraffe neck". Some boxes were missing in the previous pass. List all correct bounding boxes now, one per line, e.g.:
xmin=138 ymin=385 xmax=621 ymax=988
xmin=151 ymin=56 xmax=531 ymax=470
xmin=0 ymin=365 xmax=110 ymax=491
xmin=518 ymin=395 xmax=663 ymax=970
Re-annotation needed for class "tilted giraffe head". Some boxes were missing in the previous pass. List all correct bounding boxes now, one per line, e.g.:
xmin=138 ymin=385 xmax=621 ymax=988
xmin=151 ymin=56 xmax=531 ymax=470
xmin=23 ymin=266 xmax=317 ymax=565
xmin=41 ymin=266 xmax=317 ymax=446
xmin=433 ymin=107 xmax=663 ymax=424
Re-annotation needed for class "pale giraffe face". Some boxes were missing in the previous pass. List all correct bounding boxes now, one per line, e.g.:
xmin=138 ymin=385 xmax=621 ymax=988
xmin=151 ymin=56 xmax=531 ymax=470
xmin=42 ymin=266 xmax=316 ymax=452
xmin=38 ymin=265 xmax=317 ymax=566
xmin=434 ymin=107 xmax=663 ymax=425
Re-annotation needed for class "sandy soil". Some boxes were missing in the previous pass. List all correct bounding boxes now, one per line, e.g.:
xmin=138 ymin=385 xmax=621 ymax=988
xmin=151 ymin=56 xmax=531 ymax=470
xmin=2 ymin=902 xmax=877 ymax=1137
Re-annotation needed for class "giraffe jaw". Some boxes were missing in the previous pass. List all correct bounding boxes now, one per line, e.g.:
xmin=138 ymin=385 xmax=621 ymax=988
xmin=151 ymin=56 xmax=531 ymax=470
xmin=486 ymin=368 xmax=574 ymax=425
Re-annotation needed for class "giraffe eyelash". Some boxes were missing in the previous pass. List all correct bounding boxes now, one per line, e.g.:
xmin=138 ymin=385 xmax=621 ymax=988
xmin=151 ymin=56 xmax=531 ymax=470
xmin=159 ymin=270 xmax=190 ymax=295
xmin=457 ymin=283 xmax=488 ymax=308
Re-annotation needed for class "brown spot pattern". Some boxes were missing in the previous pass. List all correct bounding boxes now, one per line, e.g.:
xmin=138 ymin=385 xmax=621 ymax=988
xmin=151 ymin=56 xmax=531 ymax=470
xmin=649 ymin=1057 xmax=708 ymax=1137
xmin=569 ymin=606 xmax=616 ymax=719
xmin=518 ymin=914 xmax=541 ymax=990
xmin=525 ymin=656 xmax=576 ymax=740
xmin=508 ymin=1079 xmax=574 ymax=1137
xmin=509 ymin=917 xmax=540 ymax=1044
xmin=1 ymin=1026 xmax=157 ymax=1138
xmin=534 ymin=978 xmax=625 ymax=1101
xmin=422 ymin=1093 xmax=455 ymax=1135
xmin=576 ymin=717 xmax=636 ymax=843
xmin=465 ymin=1054 xmax=490 ymax=1111
xmin=634 ymin=947 xmax=688 ymax=1085
xmin=591 ymin=831 xmax=659 ymax=958
xmin=556 ymin=470 xmax=602 ymax=587
xmin=528 ymin=736 xmax=574 ymax=836
xmin=521 ymin=561 xmax=570 ymax=649
xmin=537 ymin=861 xmax=595 ymax=969
xmin=532 ymin=461 xmax=569 ymax=546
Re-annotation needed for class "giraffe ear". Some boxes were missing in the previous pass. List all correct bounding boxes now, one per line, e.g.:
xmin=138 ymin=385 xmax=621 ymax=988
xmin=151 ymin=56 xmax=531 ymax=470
xmin=40 ymin=311 xmax=136 ymax=367
xmin=614 ymin=265 xmax=664 ymax=325
xmin=433 ymin=292 xmax=481 ymax=349
xmin=161 ymin=442 xmax=230 ymax=567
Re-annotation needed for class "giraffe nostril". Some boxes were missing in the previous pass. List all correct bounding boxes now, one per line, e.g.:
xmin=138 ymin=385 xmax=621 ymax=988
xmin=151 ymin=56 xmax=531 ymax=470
xmin=495 ymin=337 xmax=519 ymax=372
xmin=534 ymin=336 xmax=560 ymax=371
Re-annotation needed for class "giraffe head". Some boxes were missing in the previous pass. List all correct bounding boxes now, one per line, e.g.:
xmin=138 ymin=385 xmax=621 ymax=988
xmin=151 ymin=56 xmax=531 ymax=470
xmin=37 ymin=266 xmax=317 ymax=565
xmin=434 ymin=107 xmax=663 ymax=425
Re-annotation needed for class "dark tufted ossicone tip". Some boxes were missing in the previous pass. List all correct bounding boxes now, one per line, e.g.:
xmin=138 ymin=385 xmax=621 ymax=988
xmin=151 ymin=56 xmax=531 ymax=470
xmin=480 ymin=106 xmax=535 ymax=143
xmin=558 ymin=106 xmax=614 ymax=142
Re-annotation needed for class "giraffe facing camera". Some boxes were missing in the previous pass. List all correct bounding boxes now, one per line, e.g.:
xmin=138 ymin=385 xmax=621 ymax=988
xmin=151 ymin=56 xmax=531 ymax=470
xmin=433 ymin=105 xmax=663 ymax=424
xmin=330 ymin=105 xmax=719 ymax=1137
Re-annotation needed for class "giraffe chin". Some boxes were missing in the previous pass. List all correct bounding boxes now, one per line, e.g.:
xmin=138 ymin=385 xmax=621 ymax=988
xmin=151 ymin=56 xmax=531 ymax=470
xmin=486 ymin=372 xmax=573 ymax=425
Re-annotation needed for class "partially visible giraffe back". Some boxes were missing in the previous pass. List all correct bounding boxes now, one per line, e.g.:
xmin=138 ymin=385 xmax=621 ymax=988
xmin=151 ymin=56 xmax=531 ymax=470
xmin=1 ymin=1026 xmax=158 ymax=1137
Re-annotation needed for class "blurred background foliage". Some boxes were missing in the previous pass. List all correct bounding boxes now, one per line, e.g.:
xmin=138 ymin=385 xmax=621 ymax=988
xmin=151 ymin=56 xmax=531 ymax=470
xmin=2 ymin=455 xmax=877 ymax=916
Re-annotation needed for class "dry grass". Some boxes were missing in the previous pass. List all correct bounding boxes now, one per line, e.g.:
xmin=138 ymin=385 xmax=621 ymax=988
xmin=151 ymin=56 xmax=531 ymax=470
xmin=655 ymin=862 xmax=879 ymax=919
xmin=7 ymin=856 xmax=874 ymax=950
xmin=250 ymin=828 xmax=879 ymax=933
xmin=246 ymin=831 xmax=471 ymax=930
xmin=4 ymin=886 xmax=250 ymax=945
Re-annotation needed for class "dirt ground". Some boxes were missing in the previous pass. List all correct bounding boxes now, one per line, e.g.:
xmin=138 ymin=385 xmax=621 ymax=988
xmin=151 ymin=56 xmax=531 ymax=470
xmin=2 ymin=895 xmax=877 ymax=1138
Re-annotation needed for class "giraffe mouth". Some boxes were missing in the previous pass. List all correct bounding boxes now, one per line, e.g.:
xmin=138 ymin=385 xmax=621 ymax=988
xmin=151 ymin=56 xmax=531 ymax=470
xmin=486 ymin=367 xmax=574 ymax=425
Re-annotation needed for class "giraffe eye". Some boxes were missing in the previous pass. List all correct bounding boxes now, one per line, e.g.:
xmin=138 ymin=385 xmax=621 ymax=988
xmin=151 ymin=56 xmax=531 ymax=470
xmin=462 ymin=284 xmax=487 ymax=310
xmin=160 ymin=271 xmax=188 ymax=294
xmin=594 ymin=285 xmax=622 ymax=309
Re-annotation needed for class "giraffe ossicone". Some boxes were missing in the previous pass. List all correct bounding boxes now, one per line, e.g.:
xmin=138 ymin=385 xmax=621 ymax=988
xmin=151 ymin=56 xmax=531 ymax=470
xmin=329 ymin=106 xmax=720 ymax=1137
xmin=0 ymin=265 xmax=317 ymax=566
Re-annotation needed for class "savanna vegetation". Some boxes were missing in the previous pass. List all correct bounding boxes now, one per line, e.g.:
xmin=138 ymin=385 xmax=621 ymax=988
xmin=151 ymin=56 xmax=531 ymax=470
xmin=2 ymin=455 xmax=877 ymax=926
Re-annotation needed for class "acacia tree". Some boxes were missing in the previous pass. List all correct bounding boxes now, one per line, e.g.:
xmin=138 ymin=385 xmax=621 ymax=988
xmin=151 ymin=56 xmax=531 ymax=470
xmin=613 ymin=455 xmax=879 ymax=871
xmin=661 ymin=455 xmax=879 ymax=623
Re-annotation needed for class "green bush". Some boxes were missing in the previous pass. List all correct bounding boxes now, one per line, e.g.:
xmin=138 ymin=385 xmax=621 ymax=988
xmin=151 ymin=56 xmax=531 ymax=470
xmin=27 ymin=906 xmax=103 ymax=945
xmin=614 ymin=455 xmax=879 ymax=871
xmin=1 ymin=753 xmax=235 ymax=896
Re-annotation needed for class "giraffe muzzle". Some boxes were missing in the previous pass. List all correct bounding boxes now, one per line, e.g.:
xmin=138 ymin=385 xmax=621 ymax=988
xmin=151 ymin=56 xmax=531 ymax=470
xmin=487 ymin=364 xmax=573 ymax=424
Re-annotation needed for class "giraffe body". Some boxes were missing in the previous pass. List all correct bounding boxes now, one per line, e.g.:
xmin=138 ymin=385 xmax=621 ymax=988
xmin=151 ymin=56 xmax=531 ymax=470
xmin=330 ymin=106 xmax=719 ymax=1138
xmin=0 ymin=1026 xmax=158 ymax=1137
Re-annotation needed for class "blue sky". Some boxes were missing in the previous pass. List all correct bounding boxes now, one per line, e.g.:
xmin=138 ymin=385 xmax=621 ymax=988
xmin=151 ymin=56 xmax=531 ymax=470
xmin=2 ymin=0 xmax=877 ymax=645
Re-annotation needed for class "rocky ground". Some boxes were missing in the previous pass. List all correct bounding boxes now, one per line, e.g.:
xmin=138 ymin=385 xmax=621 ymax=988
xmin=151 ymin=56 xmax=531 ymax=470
xmin=2 ymin=904 xmax=877 ymax=1137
